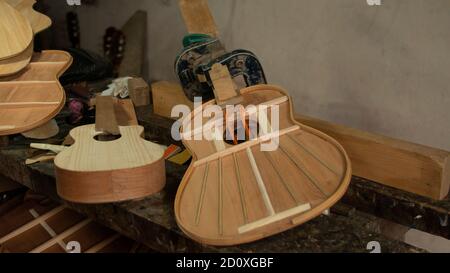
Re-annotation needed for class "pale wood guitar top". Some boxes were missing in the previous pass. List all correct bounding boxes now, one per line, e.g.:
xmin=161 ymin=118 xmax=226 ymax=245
xmin=0 ymin=40 xmax=32 ymax=76
xmin=0 ymin=50 xmax=72 ymax=136
xmin=6 ymin=0 xmax=52 ymax=34
xmin=54 ymin=125 xmax=166 ymax=172
xmin=0 ymin=1 xmax=33 ymax=60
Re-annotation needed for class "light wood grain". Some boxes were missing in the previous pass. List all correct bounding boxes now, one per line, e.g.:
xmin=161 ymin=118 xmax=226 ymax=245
xmin=6 ymin=0 xmax=52 ymax=34
xmin=0 ymin=50 xmax=72 ymax=136
xmin=296 ymin=115 xmax=450 ymax=200
xmin=178 ymin=0 xmax=218 ymax=37
xmin=0 ymin=40 xmax=32 ymax=76
xmin=0 ymin=1 xmax=32 ymax=60
xmin=54 ymin=125 xmax=166 ymax=204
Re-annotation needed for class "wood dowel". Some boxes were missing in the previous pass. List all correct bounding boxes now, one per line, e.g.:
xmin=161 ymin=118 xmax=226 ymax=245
xmin=246 ymin=147 xmax=275 ymax=216
xmin=233 ymin=153 xmax=248 ymax=224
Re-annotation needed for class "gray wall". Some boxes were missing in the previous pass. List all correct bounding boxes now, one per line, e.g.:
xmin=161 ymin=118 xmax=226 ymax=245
xmin=47 ymin=0 xmax=450 ymax=150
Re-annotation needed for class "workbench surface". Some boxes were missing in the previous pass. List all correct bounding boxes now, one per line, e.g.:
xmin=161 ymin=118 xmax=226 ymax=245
xmin=1 ymin=107 xmax=448 ymax=253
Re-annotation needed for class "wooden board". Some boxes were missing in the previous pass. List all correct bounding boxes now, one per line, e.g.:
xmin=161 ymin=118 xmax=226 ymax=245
xmin=0 ymin=50 xmax=72 ymax=136
xmin=6 ymin=0 xmax=52 ymax=34
xmin=175 ymin=84 xmax=352 ymax=246
xmin=0 ymin=1 xmax=33 ymax=60
xmin=296 ymin=115 xmax=450 ymax=200
xmin=54 ymin=125 xmax=166 ymax=204
xmin=178 ymin=0 xmax=218 ymax=37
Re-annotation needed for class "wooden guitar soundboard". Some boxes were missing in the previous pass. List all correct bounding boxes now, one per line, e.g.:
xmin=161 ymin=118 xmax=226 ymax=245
xmin=0 ymin=0 xmax=32 ymax=61
xmin=0 ymin=0 xmax=52 ymax=76
xmin=0 ymin=50 xmax=72 ymax=136
xmin=175 ymin=65 xmax=352 ymax=245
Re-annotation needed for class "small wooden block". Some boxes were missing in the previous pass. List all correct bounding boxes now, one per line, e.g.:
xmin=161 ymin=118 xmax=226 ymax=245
xmin=95 ymin=95 xmax=120 ymax=135
xmin=128 ymin=78 xmax=150 ymax=107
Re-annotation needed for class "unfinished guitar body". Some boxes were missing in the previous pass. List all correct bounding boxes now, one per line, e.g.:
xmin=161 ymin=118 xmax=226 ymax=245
xmin=0 ymin=50 xmax=72 ymax=136
xmin=54 ymin=125 xmax=166 ymax=204
xmin=0 ymin=0 xmax=32 ymax=60
xmin=175 ymin=84 xmax=352 ymax=246
xmin=6 ymin=0 xmax=52 ymax=34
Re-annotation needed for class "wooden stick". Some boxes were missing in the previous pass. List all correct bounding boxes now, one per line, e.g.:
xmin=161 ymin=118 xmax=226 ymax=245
xmin=30 ymin=143 xmax=67 ymax=154
xmin=246 ymin=147 xmax=275 ymax=216
xmin=85 ymin=234 xmax=121 ymax=253
xmin=29 ymin=209 xmax=66 ymax=251
xmin=0 ymin=102 xmax=60 ymax=109
xmin=195 ymin=163 xmax=210 ymax=225
xmin=233 ymin=153 xmax=248 ymax=224
xmin=0 ymin=81 xmax=55 ymax=85
xmin=0 ymin=206 xmax=65 ymax=244
xmin=30 ymin=219 xmax=91 ymax=253
xmin=238 ymin=203 xmax=311 ymax=234
xmin=193 ymin=126 xmax=300 ymax=167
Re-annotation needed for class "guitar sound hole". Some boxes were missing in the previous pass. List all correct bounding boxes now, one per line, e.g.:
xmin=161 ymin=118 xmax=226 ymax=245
xmin=223 ymin=119 xmax=260 ymax=146
xmin=94 ymin=134 xmax=122 ymax=142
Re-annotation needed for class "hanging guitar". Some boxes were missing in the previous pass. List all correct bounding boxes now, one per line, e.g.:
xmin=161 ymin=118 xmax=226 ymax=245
xmin=175 ymin=64 xmax=352 ymax=246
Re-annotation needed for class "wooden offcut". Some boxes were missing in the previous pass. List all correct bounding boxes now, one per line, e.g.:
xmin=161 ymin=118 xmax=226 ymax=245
xmin=128 ymin=78 xmax=150 ymax=107
xmin=95 ymin=96 xmax=120 ymax=135
xmin=296 ymin=115 xmax=450 ymax=200
xmin=178 ymin=0 xmax=218 ymax=37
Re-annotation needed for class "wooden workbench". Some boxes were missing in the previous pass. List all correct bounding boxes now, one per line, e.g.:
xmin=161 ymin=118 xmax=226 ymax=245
xmin=1 ymin=107 xmax=447 ymax=253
